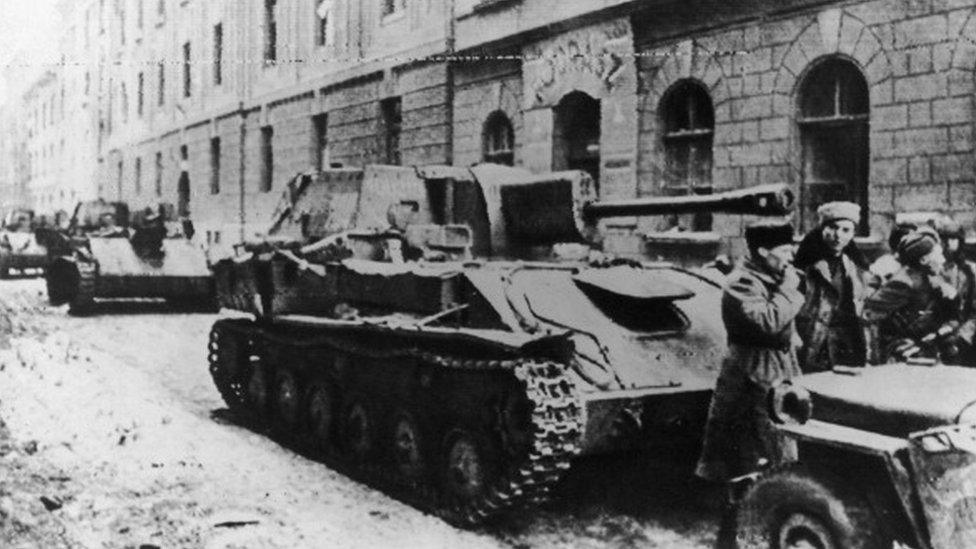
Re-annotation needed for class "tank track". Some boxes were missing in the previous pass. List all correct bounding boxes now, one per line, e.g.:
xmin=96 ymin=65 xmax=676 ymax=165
xmin=69 ymin=258 xmax=97 ymax=315
xmin=208 ymin=318 xmax=583 ymax=525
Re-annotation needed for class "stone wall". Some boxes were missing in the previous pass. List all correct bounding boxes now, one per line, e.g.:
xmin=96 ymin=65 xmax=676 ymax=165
xmin=636 ymin=0 xmax=976 ymax=253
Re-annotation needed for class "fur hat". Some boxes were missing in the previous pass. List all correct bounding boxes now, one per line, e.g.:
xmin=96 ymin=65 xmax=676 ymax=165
xmin=745 ymin=220 xmax=795 ymax=253
xmin=934 ymin=216 xmax=965 ymax=240
xmin=817 ymin=201 xmax=860 ymax=225
xmin=897 ymin=228 xmax=940 ymax=264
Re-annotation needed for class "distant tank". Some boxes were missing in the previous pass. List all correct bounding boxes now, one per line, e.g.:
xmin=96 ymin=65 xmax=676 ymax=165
xmin=0 ymin=208 xmax=51 ymax=278
xmin=208 ymin=164 xmax=794 ymax=524
xmin=45 ymin=199 xmax=215 ymax=315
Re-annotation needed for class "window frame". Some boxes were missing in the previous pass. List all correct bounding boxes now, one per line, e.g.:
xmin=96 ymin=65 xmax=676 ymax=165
xmin=482 ymin=111 xmax=515 ymax=166
xmin=796 ymin=57 xmax=870 ymax=234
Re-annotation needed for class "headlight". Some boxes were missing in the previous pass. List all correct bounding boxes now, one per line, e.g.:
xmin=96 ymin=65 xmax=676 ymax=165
xmin=768 ymin=381 xmax=813 ymax=425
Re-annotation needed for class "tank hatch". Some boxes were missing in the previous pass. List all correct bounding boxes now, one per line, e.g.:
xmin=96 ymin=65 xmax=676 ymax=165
xmin=572 ymin=265 xmax=695 ymax=301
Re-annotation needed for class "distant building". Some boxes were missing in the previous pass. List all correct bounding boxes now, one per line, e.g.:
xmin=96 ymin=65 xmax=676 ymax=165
xmin=4 ymin=0 xmax=976 ymax=255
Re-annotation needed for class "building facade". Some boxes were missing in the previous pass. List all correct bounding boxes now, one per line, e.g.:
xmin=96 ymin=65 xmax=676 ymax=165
xmin=7 ymin=0 xmax=976 ymax=256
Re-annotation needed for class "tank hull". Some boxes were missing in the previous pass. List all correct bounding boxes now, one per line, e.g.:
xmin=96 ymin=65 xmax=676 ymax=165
xmin=0 ymin=231 xmax=50 ymax=277
xmin=46 ymin=237 xmax=215 ymax=314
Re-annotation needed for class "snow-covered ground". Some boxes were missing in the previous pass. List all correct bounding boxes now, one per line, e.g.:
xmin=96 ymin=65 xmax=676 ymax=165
xmin=0 ymin=278 xmax=717 ymax=548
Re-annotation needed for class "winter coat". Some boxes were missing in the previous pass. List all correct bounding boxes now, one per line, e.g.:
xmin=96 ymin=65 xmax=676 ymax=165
xmin=795 ymin=257 xmax=876 ymax=372
xmin=941 ymin=259 xmax=976 ymax=365
xmin=695 ymin=259 xmax=804 ymax=483
xmin=862 ymin=265 xmax=958 ymax=363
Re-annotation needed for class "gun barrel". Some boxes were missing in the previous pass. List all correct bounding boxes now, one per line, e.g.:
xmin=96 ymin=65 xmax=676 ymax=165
xmin=583 ymin=183 xmax=795 ymax=220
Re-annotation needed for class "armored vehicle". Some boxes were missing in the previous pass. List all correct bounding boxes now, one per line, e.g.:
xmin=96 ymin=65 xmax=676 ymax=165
xmin=0 ymin=208 xmax=50 ymax=278
xmin=45 ymin=199 xmax=215 ymax=315
xmin=732 ymin=363 xmax=976 ymax=549
xmin=208 ymin=164 xmax=795 ymax=524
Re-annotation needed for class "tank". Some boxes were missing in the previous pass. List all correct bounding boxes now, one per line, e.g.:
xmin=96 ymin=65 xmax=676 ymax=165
xmin=45 ymin=200 xmax=215 ymax=315
xmin=207 ymin=164 xmax=794 ymax=525
xmin=0 ymin=208 xmax=51 ymax=278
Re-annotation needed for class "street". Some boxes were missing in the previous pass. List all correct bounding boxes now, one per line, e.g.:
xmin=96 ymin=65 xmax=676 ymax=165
xmin=0 ymin=278 xmax=717 ymax=549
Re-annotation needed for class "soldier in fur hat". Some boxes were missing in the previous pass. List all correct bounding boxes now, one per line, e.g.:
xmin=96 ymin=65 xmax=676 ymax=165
xmin=794 ymin=201 xmax=876 ymax=372
xmin=696 ymin=220 xmax=803 ymax=484
xmin=934 ymin=216 xmax=976 ymax=365
xmin=863 ymin=227 xmax=961 ymax=362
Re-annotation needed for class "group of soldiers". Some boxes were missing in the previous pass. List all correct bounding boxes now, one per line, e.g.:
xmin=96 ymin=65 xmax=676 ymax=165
xmin=694 ymin=201 xmax=975 ymax=540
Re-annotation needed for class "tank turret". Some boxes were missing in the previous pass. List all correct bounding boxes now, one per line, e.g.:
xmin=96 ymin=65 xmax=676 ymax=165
xmin=491 ymin=166 xmax=793 ymax=249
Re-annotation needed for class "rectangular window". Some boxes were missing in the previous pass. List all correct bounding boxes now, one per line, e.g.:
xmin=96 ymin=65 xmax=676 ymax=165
xmin=210 ymin=137 xmax=220 ymax=194
xmin=135 ymin=156 xmax=142 ymax=194
xmin=118 ymin=0 xmax=126 ymax=44
xmin=157 ymin=62 xmax=165 ymax=105
xmin=315 ymin=0 xmax=334 ymax=47
xmin=264 ymin=0 xmax=277 ymax=63
xmin=137 ymin=0 xmax=143 ymax=29
xmin=312 ymin=113 xmax=329 ymax=171
xmin=260 ymin=126 xmax=274 ymax=192
xmin=116 ymin=159 xmax=124 ymax=199
xmin=99 ymin=0 xmax=105 ymax=34
xmin=137 ymin=72 xmax=144 ymax=116
xmin=85 ymin=71 xmax=91 ymax=95
xmin=381 ymin=0 xmax=404 ymax=17
xmin=182 ymin=42 xmax=191 ymax=98
xmin=213 ymin=23 xmax=223 ymax=86
xmin=154 ymin=151 xmax=163 ymax=196
xmin=107 ymin=78 xmax=114 ymax=133
xmin=381 ymin=97 xmax=402 ymax=165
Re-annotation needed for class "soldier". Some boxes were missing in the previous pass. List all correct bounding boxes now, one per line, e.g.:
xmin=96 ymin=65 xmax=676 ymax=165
xmin=863 ymin=228 xmax=960 ymax=362
xmin=130 ymin=210 xmax=167 ymax=257
xmin=870 ymin=222 xmax=915 ymax=282
xmin=696 ymin=220 xmax=803 ymax=484
xmin=96 ymin=212 xmax=127 ymax=238
xmin=935 ymin=216 xmax=976 ymax=365
xmin=794 ymin=201 xmax=875 ymax=372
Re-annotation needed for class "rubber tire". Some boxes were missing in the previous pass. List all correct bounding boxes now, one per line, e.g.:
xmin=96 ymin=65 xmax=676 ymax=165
xmin=273 ymin=369 xmax=303 ymax=428
xmin=390 ymin=409 xmax=430 ymax=486
xmin=339 ymin=396 xmax=377 ymax=463
xmin=734 ymin=464 xmax=891 ymax=549
xmin=440 ymin=427 xmax=501 ymax=505
xmin=305 ymin=379 xmax=339 ymax=454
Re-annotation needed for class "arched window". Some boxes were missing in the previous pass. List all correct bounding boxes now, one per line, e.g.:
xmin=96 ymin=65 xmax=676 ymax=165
xmin=482 ymin=111 xmax=514 ymax=166
xmin=798 ymin=57 xmax=869 ymax=233
xmin=660 ymin=80 xmax=714 ymax=231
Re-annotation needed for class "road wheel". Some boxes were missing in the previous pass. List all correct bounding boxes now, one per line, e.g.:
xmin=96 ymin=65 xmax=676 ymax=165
xmin=306 ymin=380 xmax=338 ymax=453
xmin=273 ymin=369 xmax=302 ymax=428
xmin=441 ymin=428 xmax=500 ymax=507
xmin=734 ymin=464 xmax=891 ymax=549
xmin=391 ymin=410 xmax=429 ymax=485
xmin=246 ymin=363 xmax=271 ymax=413
xmin=340 ymin=398 xmax=376 ymax=463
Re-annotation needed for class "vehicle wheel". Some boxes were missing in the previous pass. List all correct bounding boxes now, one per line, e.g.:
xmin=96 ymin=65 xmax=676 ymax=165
xmin=391 ymin=409 xmax=429 ymax=485
xmin=246 ymin=363 xmax=272 ymax=413
xmin=734 ymin=464 xmax=891 ymax=549
xmin=306 ymin=379 xmax=338 ymax=452
xmin=273 ymin=369 xmax=302 ymax=427
xmin=441 ymin=428 xmax=500 ymax=506
xmin=340 ymin=398 xmax=376 ymax=463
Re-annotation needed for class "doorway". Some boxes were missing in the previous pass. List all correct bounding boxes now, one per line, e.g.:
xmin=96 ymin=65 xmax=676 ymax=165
xmin=553 ymin=91 xmax=601 ymax=189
